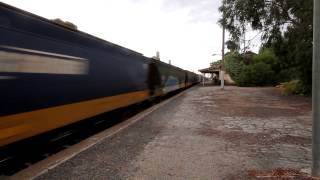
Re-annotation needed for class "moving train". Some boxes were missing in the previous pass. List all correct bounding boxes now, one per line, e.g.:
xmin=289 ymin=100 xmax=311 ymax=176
xmin=0 ymin=3 xmax=199 ymax=147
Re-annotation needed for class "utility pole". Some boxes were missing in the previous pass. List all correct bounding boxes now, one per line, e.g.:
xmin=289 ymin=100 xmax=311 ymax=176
xmin=243 ymin=31 xmax=246 ymax=53
xmin=221 ymin=0 xmax=225 ymax=90
xmin=313 ymin=0 xmax=320 ymax=177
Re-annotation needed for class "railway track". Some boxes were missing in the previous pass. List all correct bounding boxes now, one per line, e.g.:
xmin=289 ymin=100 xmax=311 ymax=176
xmin=0 ymin=89 xmax=184 ymax=177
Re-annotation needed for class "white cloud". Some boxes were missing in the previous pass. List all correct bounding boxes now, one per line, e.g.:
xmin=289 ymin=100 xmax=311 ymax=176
xmin=2 ymin=0 xmax=260 ymax=73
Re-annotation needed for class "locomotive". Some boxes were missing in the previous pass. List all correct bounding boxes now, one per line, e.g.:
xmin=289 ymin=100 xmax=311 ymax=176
xmin=0 ymin=2 xmax=199 ymax=147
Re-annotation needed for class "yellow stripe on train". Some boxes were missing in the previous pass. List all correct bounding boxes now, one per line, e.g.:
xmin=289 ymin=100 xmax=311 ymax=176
xmin=0 ymin=90 xmax=149 ymax=147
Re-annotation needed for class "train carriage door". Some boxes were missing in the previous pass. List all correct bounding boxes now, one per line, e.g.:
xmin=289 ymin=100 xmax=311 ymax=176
xmin=185 ymin=72 xmax=188 ymax=87
xmin=147 ymin=62 xmax=161 ymax=96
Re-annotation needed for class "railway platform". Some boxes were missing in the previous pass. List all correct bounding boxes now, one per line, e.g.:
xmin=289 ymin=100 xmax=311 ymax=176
xmin=14 ymin=86 xmax=312 ymax=179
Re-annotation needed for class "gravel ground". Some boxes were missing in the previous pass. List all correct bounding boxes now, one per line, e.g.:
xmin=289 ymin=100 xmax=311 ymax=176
xmin=37 ymin=86 xmax=312 ymax=180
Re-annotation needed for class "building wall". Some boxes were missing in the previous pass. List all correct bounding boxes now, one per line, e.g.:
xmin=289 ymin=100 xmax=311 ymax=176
xmin=221 ymin=71 xmax=235 ymax=85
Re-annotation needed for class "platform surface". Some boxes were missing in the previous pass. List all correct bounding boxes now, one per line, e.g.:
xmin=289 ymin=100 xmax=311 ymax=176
xmin=36 ymin=86 xmax=312 ymax=179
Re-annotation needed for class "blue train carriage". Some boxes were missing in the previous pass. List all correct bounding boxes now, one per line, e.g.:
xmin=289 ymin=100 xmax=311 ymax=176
xmin=185 ymin=70 xmax=195 ymax=87
xmin=193 ymin=72 xmax=200 ymax=84
xmin=151 ymin=59 xmax=186 ymax=94
xmin=0 ymin=3 xmax=152 ymax=147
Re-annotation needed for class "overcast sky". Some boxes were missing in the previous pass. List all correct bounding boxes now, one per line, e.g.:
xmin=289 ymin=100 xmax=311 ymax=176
xmin=2 ymin=0 xmax=260 ymax=72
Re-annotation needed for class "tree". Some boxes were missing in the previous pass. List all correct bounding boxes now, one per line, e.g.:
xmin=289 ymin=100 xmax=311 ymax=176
xmin=52 ymin=18 xmax=77 ymax=30
xmin=219 ymin=0 xmax=313 ymax=93
xmin=224 ymin=52 xmax=244 ymax=83
xmin=225 ymin=50 xmax=276 ymax=87
xmin=226 ymin=40 xmax=239 ymax=52
xmin=237 ymin=61 xmax=275 ymax=86
xmin=219 ymin=0 xmax=312 ymax=42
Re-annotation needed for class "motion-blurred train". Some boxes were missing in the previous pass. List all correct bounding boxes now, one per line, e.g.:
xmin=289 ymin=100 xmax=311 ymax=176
xmin=0 ymin=3 xmax=200 ymax=147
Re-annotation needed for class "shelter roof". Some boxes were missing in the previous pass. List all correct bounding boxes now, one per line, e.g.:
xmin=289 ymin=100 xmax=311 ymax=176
xmin=198 ymin=66 xmax=220 ymax=73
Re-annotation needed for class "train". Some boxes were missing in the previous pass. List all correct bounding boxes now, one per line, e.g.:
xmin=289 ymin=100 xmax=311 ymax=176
xmin=0 ymin=2 xmax=200 ymax=147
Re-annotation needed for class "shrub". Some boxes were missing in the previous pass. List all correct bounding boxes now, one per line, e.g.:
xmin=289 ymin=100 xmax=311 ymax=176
xmin=224 ymin=52 xmax=244 ymax=83
xmin=279 ymin=80 xmax=303 ymax=95
xmin=237 ymin=62 xmax=275 ymax=86
xmin=225 ymin=50 xmax=276 ymax=87
xmin=253 ymin=48 xmax=277 ymax=67
xmin=276 ymin=68 xmax=298 ymax=83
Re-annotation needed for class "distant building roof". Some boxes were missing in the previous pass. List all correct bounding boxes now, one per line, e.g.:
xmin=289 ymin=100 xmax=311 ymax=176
xmin=199 ymin=60 xmax=221 ymax=73
xmin=199 ymin=66 xmax=221 ymax=74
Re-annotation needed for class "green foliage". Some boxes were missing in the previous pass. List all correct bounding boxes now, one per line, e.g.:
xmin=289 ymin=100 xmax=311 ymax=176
xmin=276 ymin=68 xmax=298 ymax=83
xmin=210 ymin=60 xmax=222 ymax=68
xmin=224 ymin=52 xmax=244 ymax=83
xmin=225 ymin=49 xmax=277 ymax=87
xmin=253 ymin=49 xmax=276 ymax=66
xmin=219 ymin=0 xmax=313 ymax=43
xmin=219 ymin=0 xmax=313 ymax=94
xmin=237 ymin=62 xmax=275 ymax=87
xmin=280 ymin=80 xmax=304 ymax=96
xmin=226 ymin=40 xmax=239 ymax=52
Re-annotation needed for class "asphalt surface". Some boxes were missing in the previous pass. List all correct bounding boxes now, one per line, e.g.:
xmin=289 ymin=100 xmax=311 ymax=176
xmin=36 ymin=86 xmax=312 ymax=179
